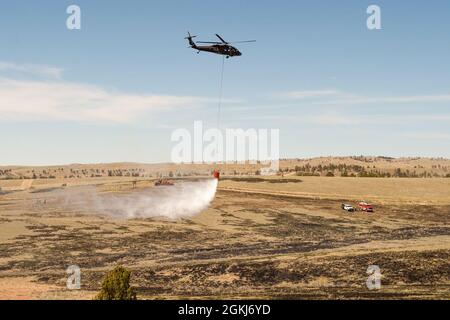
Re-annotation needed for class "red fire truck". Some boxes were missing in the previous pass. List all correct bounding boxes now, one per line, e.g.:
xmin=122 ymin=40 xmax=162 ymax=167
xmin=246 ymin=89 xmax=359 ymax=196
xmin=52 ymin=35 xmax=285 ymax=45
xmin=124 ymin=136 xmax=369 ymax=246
xmin=358 ymin=202 xmax=374 ymax=213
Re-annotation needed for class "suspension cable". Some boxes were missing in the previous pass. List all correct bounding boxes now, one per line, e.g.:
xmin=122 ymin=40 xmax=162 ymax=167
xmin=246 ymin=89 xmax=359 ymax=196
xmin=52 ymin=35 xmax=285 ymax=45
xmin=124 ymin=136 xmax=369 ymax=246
xmin=216 ymin=56 xmax=225 ymax=163
xmin=217 ymin=55 xmax=225 ymax=132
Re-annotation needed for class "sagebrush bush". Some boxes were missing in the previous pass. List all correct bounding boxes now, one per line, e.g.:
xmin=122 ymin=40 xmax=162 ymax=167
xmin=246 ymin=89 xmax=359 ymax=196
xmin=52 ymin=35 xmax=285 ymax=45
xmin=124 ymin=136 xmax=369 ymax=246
xmin=95 ymin=266 xmax=137 ymax=300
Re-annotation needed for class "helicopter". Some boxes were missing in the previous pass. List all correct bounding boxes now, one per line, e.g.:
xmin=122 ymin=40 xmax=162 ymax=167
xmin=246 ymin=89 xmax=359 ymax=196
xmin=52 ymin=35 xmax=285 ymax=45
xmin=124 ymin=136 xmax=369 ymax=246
xmin=185 ymin=32 xmax=255 ymax=58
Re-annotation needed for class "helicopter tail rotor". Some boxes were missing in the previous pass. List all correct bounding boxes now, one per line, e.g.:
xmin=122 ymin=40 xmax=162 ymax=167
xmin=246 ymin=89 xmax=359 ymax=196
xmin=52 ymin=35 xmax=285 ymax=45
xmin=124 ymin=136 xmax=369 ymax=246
xmin=185 ymin=32 xmax=197 ymax=47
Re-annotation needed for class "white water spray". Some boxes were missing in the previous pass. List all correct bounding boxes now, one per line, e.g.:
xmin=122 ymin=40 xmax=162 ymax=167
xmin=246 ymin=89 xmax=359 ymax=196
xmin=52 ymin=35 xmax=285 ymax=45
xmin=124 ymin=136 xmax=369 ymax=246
xmin=56 ymin=179 xmax=218 ymax=220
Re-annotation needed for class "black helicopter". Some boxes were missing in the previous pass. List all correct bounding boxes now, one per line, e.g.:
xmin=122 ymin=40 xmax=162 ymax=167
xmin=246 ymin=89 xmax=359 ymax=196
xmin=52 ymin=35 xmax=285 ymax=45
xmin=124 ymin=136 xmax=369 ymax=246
xmin=185 ymin=32 xmax=255 ymax=58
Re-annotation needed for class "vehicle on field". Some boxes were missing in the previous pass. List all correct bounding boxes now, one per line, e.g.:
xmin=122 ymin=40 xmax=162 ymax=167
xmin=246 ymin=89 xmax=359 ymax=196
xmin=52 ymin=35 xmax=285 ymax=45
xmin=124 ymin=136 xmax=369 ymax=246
xmin=154 ymin=179 xmax=175 ymax=187
xmin=341 ymin=203 xmax=355 ymax=212
xmin=358 ymin=202 xmax=374 ymax=213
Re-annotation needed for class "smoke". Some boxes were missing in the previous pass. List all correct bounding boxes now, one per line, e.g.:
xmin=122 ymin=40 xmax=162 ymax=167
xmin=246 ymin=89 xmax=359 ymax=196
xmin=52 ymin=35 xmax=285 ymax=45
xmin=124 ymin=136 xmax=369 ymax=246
xmin=55 ymin=179 xmax=218 ymax=220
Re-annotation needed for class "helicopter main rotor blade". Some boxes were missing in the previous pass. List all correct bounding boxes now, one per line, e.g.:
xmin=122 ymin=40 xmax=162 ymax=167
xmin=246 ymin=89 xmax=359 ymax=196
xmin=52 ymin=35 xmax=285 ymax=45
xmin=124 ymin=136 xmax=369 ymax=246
xmin=196 ymin=41 xmax=221 ymax=44
xmin=229 ymin=40 xmax=256 ymax=44
xmin=215 ymin=34 xmax=228 ymax=44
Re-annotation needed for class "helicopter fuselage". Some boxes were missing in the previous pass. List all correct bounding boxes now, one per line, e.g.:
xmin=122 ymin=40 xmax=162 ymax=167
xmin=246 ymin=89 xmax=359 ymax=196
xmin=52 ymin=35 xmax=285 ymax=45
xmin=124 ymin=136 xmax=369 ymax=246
xmin=194 ymin=44 xmax=242 ymax=57
xmin=186 ymin=33 xmax=253 ymax=58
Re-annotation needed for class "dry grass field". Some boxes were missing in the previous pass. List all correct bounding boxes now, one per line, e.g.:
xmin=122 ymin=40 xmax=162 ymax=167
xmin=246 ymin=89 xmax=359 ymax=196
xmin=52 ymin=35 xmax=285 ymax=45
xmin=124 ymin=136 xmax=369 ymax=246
xmin=0 ymin=160 xmax=449 ymax=300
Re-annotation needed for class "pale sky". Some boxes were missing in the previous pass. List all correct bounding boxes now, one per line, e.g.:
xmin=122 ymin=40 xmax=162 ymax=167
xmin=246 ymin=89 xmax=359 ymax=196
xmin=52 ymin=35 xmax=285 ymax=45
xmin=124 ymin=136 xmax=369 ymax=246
xmin=1 ymin=0 xmax=450 ymax=165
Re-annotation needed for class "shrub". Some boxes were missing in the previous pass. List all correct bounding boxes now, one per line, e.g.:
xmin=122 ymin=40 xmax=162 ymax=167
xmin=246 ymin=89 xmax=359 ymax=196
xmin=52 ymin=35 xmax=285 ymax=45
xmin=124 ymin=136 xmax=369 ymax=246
xmin=95 ymin=266 xmax=137 ymax=300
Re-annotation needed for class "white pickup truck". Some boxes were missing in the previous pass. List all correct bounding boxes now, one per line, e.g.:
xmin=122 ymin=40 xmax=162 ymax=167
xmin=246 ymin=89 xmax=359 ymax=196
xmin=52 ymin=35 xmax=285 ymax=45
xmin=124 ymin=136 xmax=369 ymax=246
xmin=341 ymin=203 xmax=355 ymax=212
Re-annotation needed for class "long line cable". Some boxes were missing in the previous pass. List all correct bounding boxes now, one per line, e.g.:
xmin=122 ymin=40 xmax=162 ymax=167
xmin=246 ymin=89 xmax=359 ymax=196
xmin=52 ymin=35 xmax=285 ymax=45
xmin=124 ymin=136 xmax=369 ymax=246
xmin=217 ymin=56 xmax=225 ymax=133
xmin=216 ymin=56 xmax=225 ymax=163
